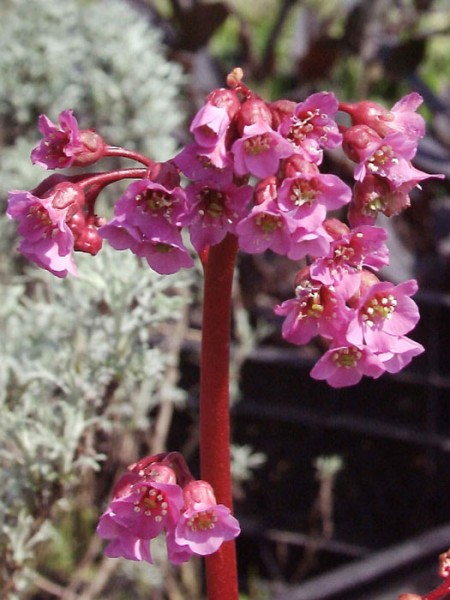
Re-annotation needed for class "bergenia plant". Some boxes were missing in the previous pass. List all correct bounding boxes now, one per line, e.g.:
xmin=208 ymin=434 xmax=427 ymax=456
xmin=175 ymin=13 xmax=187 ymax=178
xmin=7 ymin=68 xmax=442 ymax=600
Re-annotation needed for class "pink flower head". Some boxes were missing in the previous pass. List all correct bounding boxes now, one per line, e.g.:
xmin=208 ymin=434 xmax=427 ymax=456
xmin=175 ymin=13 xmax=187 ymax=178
xmin=97 ymin=470 xmax=184 ymax=542
xmin=310 ymin=344 xmax=386 ymax=388
xmin=190 ymin=103 xmax=231 ymax=148
xmin=7 ymin=184 xmax=82 ymax=277
xmin=31 ymin=109 xmax=105 ymax=169
xmin=275 ymin=269 xmax=353 ymax=345
xmin=346 ymin=279 xmax=421 ymax=352
xmin=340 ymin=93 xmax=425 ymax=141
xmin=279 ymin=92 xmax=342 ymax=162
xmin=184 ymin=181 xmax=252 ymax=253
xmin=174 ymin=480 xmax=240 ymax=556
xmin=231 ymin=121 xmax=293 ymax=179
xmin=236 ymin=198 xmax=294 ymax=255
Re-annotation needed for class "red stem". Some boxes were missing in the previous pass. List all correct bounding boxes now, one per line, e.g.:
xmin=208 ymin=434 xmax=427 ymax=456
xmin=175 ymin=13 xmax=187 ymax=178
xmin=424 ymin=577 xmax=450 ymax=600
xmin=200 ymin=233 xmax=239 ymax=600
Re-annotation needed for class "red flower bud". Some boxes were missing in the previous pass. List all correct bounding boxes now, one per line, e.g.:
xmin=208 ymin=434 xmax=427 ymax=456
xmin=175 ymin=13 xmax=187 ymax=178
xmin=342 ymin=124 xmax=381 ymax=163
xmin=340 ymin=100 xmax=393 ymax=137
xmin=237 ymin=98 xmax=273 ymax=133
xmin=270 ymin=99 xmax=296 ymax=129
xmin=206 ymin=88 xmax=241 ymax=119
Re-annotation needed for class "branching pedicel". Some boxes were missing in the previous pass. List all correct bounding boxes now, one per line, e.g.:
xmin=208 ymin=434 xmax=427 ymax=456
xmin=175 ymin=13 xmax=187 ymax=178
xmin=6 ymin=68 xmax=442 ymax=599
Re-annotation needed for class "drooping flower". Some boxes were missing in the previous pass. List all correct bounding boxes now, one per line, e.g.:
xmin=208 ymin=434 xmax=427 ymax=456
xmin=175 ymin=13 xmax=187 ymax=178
xmin=96 ymin=469 xmax=184 ymax=557
xmin=6 ymin=184 xmax=82 ymax=277
xmin=31 ymin=109 xmax=105 ymax=169
xmin=231 ymin=121 xmax=293 ymax=179
xmin=175 ymin=480 xmax=240 ymax=556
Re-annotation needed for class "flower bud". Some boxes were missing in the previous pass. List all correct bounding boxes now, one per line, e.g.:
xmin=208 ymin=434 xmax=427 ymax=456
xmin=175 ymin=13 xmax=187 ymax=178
xmin=237 ymin=98 xmax=273 ymax=133
xmin=323 ymin=218 xmax=349 ymax=239
xmin=340 ymin=100 xmax=393 ymax=137
xmin=73 ymin=221 xmax=103 ymax=255
xmin=270 ymin=99 xmax=296 ymax=129
xmin=72 ymin=130 xmax=107 ymax=167
xmin=254 ymin=176 xmax=278 ymax=205
xmin=342 ymin=124 xmax=381 ymax=163
xmin=282 ymin=154 xmax=320 ymax=179
xmin=206 ymin=88 xmax=241 ymax=119
xmin=182 ymin=480 xmax=217 ymax=508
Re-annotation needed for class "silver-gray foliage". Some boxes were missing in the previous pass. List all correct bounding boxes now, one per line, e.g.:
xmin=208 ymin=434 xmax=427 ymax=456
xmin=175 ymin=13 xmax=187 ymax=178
xmin=0 ymin=0 xmax=189 ymax=596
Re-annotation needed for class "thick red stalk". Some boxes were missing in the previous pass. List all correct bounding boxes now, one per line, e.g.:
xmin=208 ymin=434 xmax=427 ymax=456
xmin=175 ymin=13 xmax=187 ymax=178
xmin=200 ymin=233 xmax=239 ymax=600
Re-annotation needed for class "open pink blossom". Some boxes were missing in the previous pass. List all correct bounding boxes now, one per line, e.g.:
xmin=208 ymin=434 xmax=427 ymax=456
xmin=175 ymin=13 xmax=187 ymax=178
xmin=310 ymin=224 xmax=389 ymax=287
xmin=346 ymin=279 xmax=421 ymax=352
xmin=97 ymin=471 xmax=184 ymax=543
xmin=279 ymin=92 xmax=342 ymax=162
xmin=190 ymin=103 xmax=231 ymax=148
xmin=310 ymin=344 xmax=386 ymax=388
xmin=231 ymin=121 xmax=293 ymax=179
xmin=275 ymin=272 xmax=353 ymax=345
xmin=97 ymin=514 xmax=153 ymax=563
xmin=277 ymin=172 xmax=351 ymax=229
xmin=7 ymin=185 xmax=81 ymax=277
xmin=174 ymin=480 xmax=240 ymax=556
xmin=236 ymin=198 xmax=294 ymax=255
xmin=31 ymin=109 xmax=105 ymax=169
xmin=184 ymin=181 xmax=252 ymax=252
xmin=174 ymin=142 xmax=233 ymax=179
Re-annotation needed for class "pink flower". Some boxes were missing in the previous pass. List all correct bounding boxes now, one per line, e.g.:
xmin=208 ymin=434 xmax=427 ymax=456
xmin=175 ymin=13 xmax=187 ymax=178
xmin=184 ymin=181 xmax=252 ymax=252
xmin=377 ymin=335 xmax=424 ymax=374
xmin=31 ymin=109 xmax=105 ymax=169
xmin=236 ymin=198 xmax=294 ymax=255
xmin=174 ymin=143 xmax=233 ymax=182
xmin=279 ymin=92 xmax=342 ymax=162
xmin=275 ymin=271 xmax=352 ymax=345
xmin=97 ymin=514 xmax=153 ymax=563
xmin=190 ymin=103 xmax=231 ymax=148
xmin=348 ymin=174 xmax=411 ymax=226
xmin=100 ymin=216 xmax=194 ymax=274
xmin=310 ymin=344 xmax=386 ymax=388
xmin=231 ymin=122 xmax=293 ymax=178
xmin=97 ymin=470 xmax=184 ymax=544
xmin=174 ymin=480 xmax=240 ymax=556
xmin=310 ymin=224 xmax=389 ymax=287
xmin=346 ymin=279 xmax=421 ymax=352
xmin=277 ymin=173 xmax=351 ymax=229
xmin=7 ymin=184 xmax=82 ymax=277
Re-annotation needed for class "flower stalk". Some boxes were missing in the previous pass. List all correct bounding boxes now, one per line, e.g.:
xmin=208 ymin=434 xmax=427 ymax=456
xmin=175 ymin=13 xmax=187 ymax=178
xmin=200 ymin=233 xmax=239 ymax=600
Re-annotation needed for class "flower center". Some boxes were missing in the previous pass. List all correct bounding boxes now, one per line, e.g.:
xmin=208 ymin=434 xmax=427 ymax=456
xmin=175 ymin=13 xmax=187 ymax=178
xmin=289 ymin=179 xmax=317 ymax=207
xmin=367 ymin=144 xmax=396 ymax=174
xmin=362 ymin=293 xmax=397 ymax=327
xmin=288 ymin=109 xmax=328 ymax=145
xmin=153 ymin=242 xmax=173 ymax=254
xmin=198 ymin=188 xmax=227 ymax=219
xmin=244 ymin=133 xmax=272 ymax=156
xmin=255 ymin=213 xmax=282 ymax=233
xmin=28 ymin=204 xmax=56 ymax=236
xmin=137 ymin=190 xmax=173 ymax=214
xmin=332 ymin=346 xmax=362 ymax=368
xmin=187 ymin=510 xmax=218 ymax=532
xmin=134 ymin=487 xmax=169 ymax=522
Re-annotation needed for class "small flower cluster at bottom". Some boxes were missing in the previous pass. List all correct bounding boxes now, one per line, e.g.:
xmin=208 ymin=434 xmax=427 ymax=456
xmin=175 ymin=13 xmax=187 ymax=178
xmin=97 ymin=452 xmax=240 ymax=564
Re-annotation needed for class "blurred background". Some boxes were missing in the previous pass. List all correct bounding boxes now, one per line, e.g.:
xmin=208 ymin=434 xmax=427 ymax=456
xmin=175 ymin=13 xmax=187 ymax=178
xmin=1 ymin=0 xmax=449 ymax=598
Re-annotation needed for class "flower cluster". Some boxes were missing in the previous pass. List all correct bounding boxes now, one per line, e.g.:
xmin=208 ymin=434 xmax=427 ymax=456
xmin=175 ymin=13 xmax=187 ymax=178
xmin=7 ymin=68 xmax=439 ymax=385
xmin=97 ymin=452 xmax=240 ymax=564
